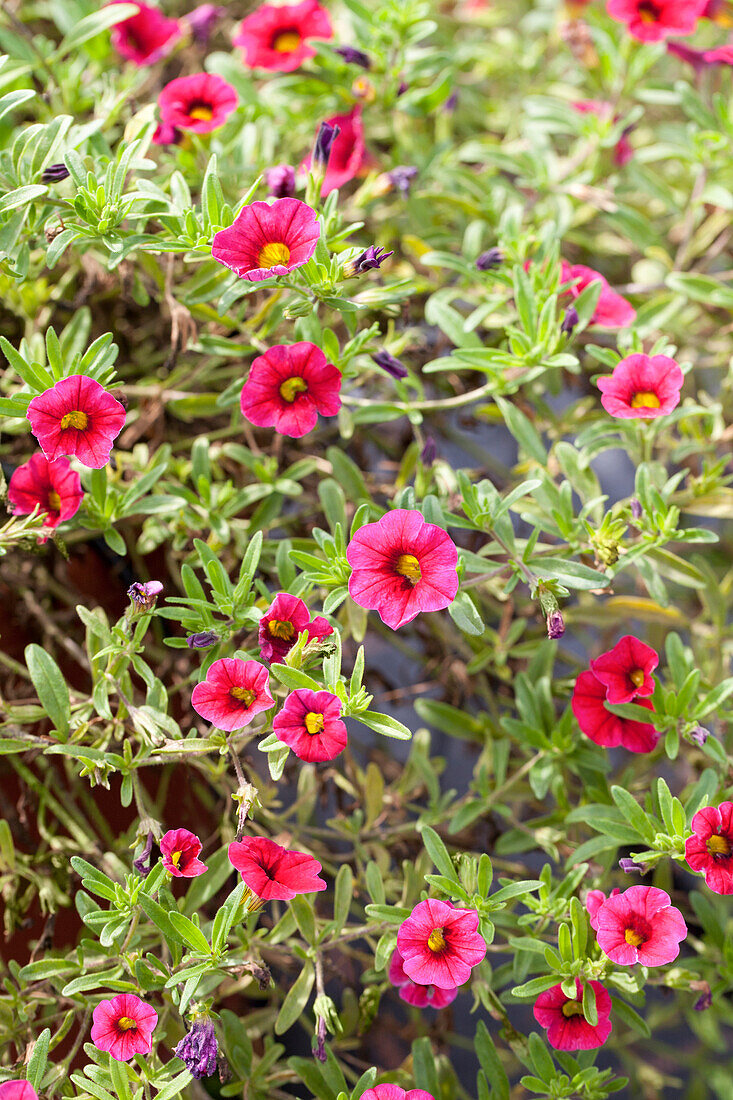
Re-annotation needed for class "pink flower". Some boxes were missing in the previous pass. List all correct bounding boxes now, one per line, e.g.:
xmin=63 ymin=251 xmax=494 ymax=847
xmin=388 ymin=948 xmax=458 ymax=1008
xmin=157 ymin=73 xmax=237 ymax=134
xmin=606 ymin=0 xmax=707 ymax=41
xmin=273 ymin=689 xmax=348 ymax=762
xmin=240 ymin=343 xmax=341 ymax=437
xmin=91 ymin=993 xmax=158 ymax=1061
xmin=704 ymin=44 xmax=733 ymax=63
xmin=396 ymin=898 xmax=486 ymax=989
xmin=361 ymin=1088 xmax=435 ymax=1100
xmin=346 ymin=509 xmax=459 ymax=631
xmin=301 ymin=108 xmax=374 ymax=195
xmin=191 ymin=658 xmax=273 ymax=731
xmin=212 ymin=198 xmax=320 ymax=282
xmin=0 ymin=1085 xmax=39 ymax=1100
xmin=258 ymin=592 xmax=333 ymax=663
xmin=26 ymin=376 xmax=126 ymax=469
xmin=108 ymin=1 xmax=181 ymax=65
xmin=160 ymin=828 xmax=208 ymax=878
xmin=571 ymin=669 xmax=659 ymax=753
xmin=534 ymin=979 xmax=612 ymax=1051
xmin=593 ymin=885 xmax=687 ymax=966
xmin=560 ymin=262 xmax=636 ymax=328
xmin=589 ymin=635 xmax=658 ymax=704
xmin=597 ymin=354 xmax=684 ymax=419
xmin=228 ymin=835 xmax=327 ymax=900
xmin=7 ymin=453 xmax=83 ymax=535
xmin=685 ymin=803 xmax=733 ymax=894
xmin=233 ymin=0 xmax=333 ymax=72
xmin=586 ymin=887 xmax=620 ymax=930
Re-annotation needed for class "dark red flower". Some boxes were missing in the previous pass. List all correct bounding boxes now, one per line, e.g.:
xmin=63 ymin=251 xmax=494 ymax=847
xmin=160 ymin=828 xmax=208 ymax=878
xmin=233 ymin=0 xmax=333 ymax=72
xmin=228 ymin=835 xmax=327 ymax=900
xmin=597 ymin=353 xmax=683 ymax=418
xmin=300 ymin=108 xmax=374 ymax=195
xmin=109 ymin=1 xmax=181 ymax=65
xmin=388 ymin=948 xmax=458 ymax=1008
xmin=212 ymin=198 xmax=320 ymax=282
xmin=273 ymin=689 xmax=348 ymax=762
xmin=240 ymin=343 xmax=342 ymax=438
xmin=589 ymin=635 xmax=658 ymax=704
xmin=7 ymin=453 xmax=83 ymax=535
xmin=259 ymin=592 xmax=333 ymax=662
xmin=685 ymin=803 xmax=733 ymax=894
xmin=571 ymin=669 xmax=659 ymax=753
xmin=534 ymin=979 xmax=612 ymax=1051
xmin=158 ymin=73 xmax=237 ymax=133
xmin=606 ymin=0 xmax=707 ymax=41
xmin=191 ymin=658 xmax=274 ymax=731
xmin=26 ymin=375 xmax=126 ymax=469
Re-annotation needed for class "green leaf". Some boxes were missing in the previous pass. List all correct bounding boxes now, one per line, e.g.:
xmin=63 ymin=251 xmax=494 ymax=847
xmin=448 ymin=590 xmax=485 ymax=636
xmin=475 ymin=1021 xmax=510 ymax=1100
xmin=26 ymin=1027 xmax=50 ymax=1090
xmin=353 ymin=710 xmax=412 ymax=740
xmin=167 ymin=912 xmax=211 ymax=955
xmin=24 ymin=644 xmax=70 ymax=736
xmin=274 ymin=962 xmax=314 ymax=1034
xmin=420 ymin=825 xmax=460 ymax=883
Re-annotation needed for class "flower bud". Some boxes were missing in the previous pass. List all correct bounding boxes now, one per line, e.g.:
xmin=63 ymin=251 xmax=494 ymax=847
xmin=689 ymin=724 xmax=710 ymax=746
xmin=372 ymin=350 xmax=408 ymax=379
xmin=266 ymin=164 xmax=296 ymax=199
xmin=127 ymin=581 xmax=163 ymax=611
xmin=313 ymin=121 xmax=341 ymax=171
xmin=184 ymin=3 xmax=225 ymax=43
xmin=619 ymin=857 xmax=648 ymax=875
xmin=388 ymin=165 xmax=418 ymax=194
xmin=421 ymin=436 xmax=437 ymax=465
xmin=186 ymin=631 xmax=219 ymax=649
xmin=334 ymin=45 xmax=371 ymax=68
xmin=546 ymin=610 xmax=565 ymax=640
xmin=41 ymin=163 xmax=70 ymax=183
xmin=175 ymin=1019 xmax=218 ymax=1079
xmin=476 ymin=247 xmax=503 ymax=271
xmin=342 ymin=245 xmax=393 ymax=277
xmin=560 ymin=306 xmax=579 ymax=335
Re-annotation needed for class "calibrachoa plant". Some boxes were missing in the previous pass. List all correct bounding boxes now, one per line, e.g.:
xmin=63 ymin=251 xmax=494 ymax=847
xmin=1 ymin=0 xmax=733 ymax=1098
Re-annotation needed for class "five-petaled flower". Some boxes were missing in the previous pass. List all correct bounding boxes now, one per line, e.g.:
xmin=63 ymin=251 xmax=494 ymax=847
xmin=233 ymin=0 xmax=332 ymax=72
xmin=160 ymin=828 xmax=208 ymax=878
xmin=158 ymin=73 xmax=237 ymax=133
xmin=388 ymin=948 xmax=458 ymax=1009
xmin=7 ymin=453 xmax=83 ymax=536
xmin=597 ymin=353 xmax=684 ymax=419
xmin=685 ymin=803 xmax=733 ymax=894
xmin=27 ymin=376 xmax=126 ymax=469
xmin=212 ymin=198 xmax=320 ymax=282
xmin=108 ymin=0 xmax=181 ymax=65
xmin=346 ymin=509 xmax=459 ymax=630
xmin=301 ymin=108 xmax=374 ymax=195
xmin=240 ymin=343 xmax=342 ymax=437
xmin=592 ymin=885 xmax=687 ymax=966
xmin=228 ymin=835 xmax=327 ymax=900
xmin=572 ymin=668 xmax=659 ymax=753
xmin=606 ymin=0 xmax=707 ymax=40
xmin=396 ymin=898 xmax=486 ymax=989
xmin=560 ymin=261 xmax=636 ymax=328
xmin=91 ymin=993 xmax=158 ymax=1061
xmin=258 ymin=592 xmax=333 ymax=663
xmin=533 ymin=979 xmax=612 ymax=1051
xmin=191 ymin=658 xmax=274 ymax=731
xmin=589 ymin=635 xmax=658 ymax=704
xmin=273 ymin=689 xmax=348 ymax=762
xmin=0 ymin=1084 xmax=40 ymax=1100
xmin=361 ymin=1088 xmax=435 ymax=1100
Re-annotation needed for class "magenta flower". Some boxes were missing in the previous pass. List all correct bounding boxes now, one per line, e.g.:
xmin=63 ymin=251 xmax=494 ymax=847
xmin=273 ymin=689 xmax=348 ymax=762
xmin=212 ymin=198 xmax=320 ymax=282
xmin=157 ymin=73 xmax=237 ymax=134
xmin=388 ymin=948 xmax=458 ymax=1008
xmin=191 ymin=658 xmax=274 ymax=731
xmin=346 ymin=509 xmax=459 ymax=630
xmin=703 ymin=44 xmax=733 ymax=64
xmin=606 ymin=0 xmax=707 ymax=41
xmin=593 ymin=885 xmax=687 ymax=966
xmin=571 ymin=669 xmax=659 ymax=753
xmin=91 ymin=993 xmax=158 ymax=1061
xmin=597 ymin=354 xmax=684 ymax=419
xmin=560 ymin=261 xmax=636 ymax=328
xmin=27 ymin=375 xmax=126 ymax=469
xmin=589 ymin=634 xmax=659 ymax=704
xmin=533 ymin=979 xmax=612 ymax=1051
xmin=7 ymin=453 xmax=83 ymax=535
xmin=396 ymin=898 xmax=486 ymax=989
xmin=240 ymin=343 xmax=342 ymax=438
xmin=586 ymin=887 xmax=620 ymax=930
xmin=233 ymin=0 xmax=333 ymax=72
xmin=258 ymin=592 xmax=333 ymax=663
xmin=228 ymin=835 xmax=327 ymax=900
xmin=108 ymin=1 xmax=181 ymax=65
xmin=160 ymin=828 xmax=208 ymax=878
xmin=361 ymin=1089 xmax=435 ymax=1100
xmin=685 ymin=803 xmax=733 ymax=894
xmin=0 ymin=1084 xmax=39 ymax=1100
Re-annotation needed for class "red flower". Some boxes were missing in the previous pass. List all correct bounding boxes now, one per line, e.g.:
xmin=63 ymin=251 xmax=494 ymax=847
xmin=7 ymin=453 xmax=83 ymax=535
xmin=160 ymin=828 xmax=208 ymax=878
xmin=560 ymin=262 xmax=636 ymax=328
xmin=26 ymin=376 xmax=126 ymax=469
xmin=0 ymin=1085 xmax=39 ymax=1100
xmin=586 ymin=887 xmax=620 ymax=930
xmin=158 ymin=73 xmax=237 ymax=134
xmin=571 ymin=669 xmax=659 ymax=753
xmin=259 ymin=592 xmax=333 ymax=663
xmin=233 ymin=0 xmax=333 ymax=72
xmin=703 ymin=44 xmax=733 ymax=63
xmin=388 ymin=948 xmax=458 ymax=1009
xmin=240 ymin=343 xmax=341 ymax=437
xmin=606 ymin=0 xmax=707 ymax=41
xmin=361 ymin=1089 xmax=435 ymax=1100
xmin=109 ymin=1 xmax=181 ymax=65
xmin=301 ymin=108 xmax=374 ymax=195
xmin=597 ymin=353 xmax=683 ymax=419
xmin=212 ymin=198 xmax=320 ymax=282
xmin=685 ymin=803 xmax=733 ymax=894
xmin=589 ymin=635 xmax=658 ymax=704
xmin=593 ymin=885 xmax=687 ymax=966
xmin=273 ymin=689 xmax=348 ymax=762
xmin=91 ymin=993 xmax=158 ymax=1061
xmin=534 ymin=979 xmax=612 ymax=1051
xmin=396 ymin=898 xmax=486 ymax=989
xmin=346 ymin=509 xmax=459 ymax=631
xmin=191 ymin=658 xmax=273 ymax=731
xmin=228 ymin=835 xmax=327 ymax=900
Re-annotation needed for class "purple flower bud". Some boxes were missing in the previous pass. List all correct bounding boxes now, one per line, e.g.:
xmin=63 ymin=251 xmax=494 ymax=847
xmin=689 ymin=725 xmax=710 ymax=746
xmin=619 ymin=857 xmax=648 ymax=875
xmin=186 ymin=631 xmax=219 ymax=649
xmin=444 ymin=91 xmax=459 ymax=113
xmin=184 ymin=3 xmax=225 ymax=43
xmin=314 ymin=1016 xmax=327 ymax=1063
xmin=266 ymin=164 xmax=296 ymax=199
xmin=561 ymin=306 xmax=579 ymax=335
xmin=397 ymin=80 xmax=408 ymax=97
xmin=133 ymin=831 xmax=155 ymax=876
xmin=372 ymin=350 xmax=408 ymax=379
xmin=41 ymin=163 xmax=70 ymax=183
xmin=313 ymin=122 xmax=341 ymax=171
xmin=388 ymin=165 xmax=418 ymax=195
xmin=476 ymin=248 xmax=503 ymax=271
xmin=421 ymin=437 xmax=437 ymax=465
xmin=128 ymin=581 xmax=163 ymax=610
xmin=334 ymin=45 xmax=371 ymax=68
xmin=694 ymin=985 xmax=712 ymax=1011
xmin=175 ymin=1019 xmax=218 ymax=1080
xmin=343 ymin=245 xmax=394 ymax=277
xmin=546 ymin=610 xmax=565 ymax=640
xmin=630 ymin=498 xmax=643 ymax=520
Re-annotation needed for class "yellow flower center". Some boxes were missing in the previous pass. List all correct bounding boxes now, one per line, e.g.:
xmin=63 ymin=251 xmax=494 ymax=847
xmin=117 ymin=1016 xmax=138 ymax=1031
xmin=427 ymin=928 xmax=446 ymax=953
xmin=630 ymin=391 xmax=661 ymax=409
xmin=60 ymin=410 xmax=88 ymax=430
xmin=188 ymin=103 xmax=214 ymax=121
xmin=171 ymin=850 xmax=182 ymax=867
xmin=638 ymin=1 xmax=659 ymax=22
xmin=561 ymin=1000 xmax=585 ymax=1019
xmin=269 ymin=619 xmax=295 ymax=639
xmin=258 ymin=241 xmax=291 ymax=269
xmin=395 ymin=554 xmax=422 ymax=585
xmin=707 ymin=834 xmax=732 ymax=857
xmin=279 ymin=376 xmax=308 ymax=403
xmin=304 ymin=712 xmax=325 ymax=735
xmin=630 ymin=668 xmax=645 ymax=688
xmin=47 ymin=491 xmax=62 ymax=511
xmin=273 ymin=30 xmax=301 ymax=51
xmin=624 ymin=928 xmax=644 ymax=947
xmin=230 ymin=687 xmax=256 ymax=705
